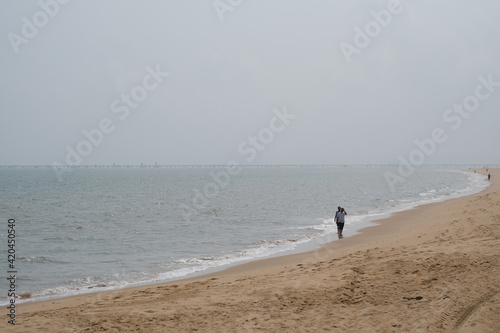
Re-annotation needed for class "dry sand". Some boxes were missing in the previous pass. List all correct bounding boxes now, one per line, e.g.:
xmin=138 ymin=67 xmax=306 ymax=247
xmin=4 ymin=169 xmax=499 ymax=332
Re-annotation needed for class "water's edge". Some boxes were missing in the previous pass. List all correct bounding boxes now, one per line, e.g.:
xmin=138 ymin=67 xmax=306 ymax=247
xmin=8 ymin=169 xmax=489 ymax=306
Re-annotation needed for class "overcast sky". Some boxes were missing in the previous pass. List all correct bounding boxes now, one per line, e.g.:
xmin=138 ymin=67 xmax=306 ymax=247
xmin=1 ymin=0 xmax=499 ymax=166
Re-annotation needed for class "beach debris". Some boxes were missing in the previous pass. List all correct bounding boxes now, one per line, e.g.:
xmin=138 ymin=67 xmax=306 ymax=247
xmin=403 ymin=296 xmax=423 ymax=301
xmin=18 ymin=292 xmax=32 ymax=299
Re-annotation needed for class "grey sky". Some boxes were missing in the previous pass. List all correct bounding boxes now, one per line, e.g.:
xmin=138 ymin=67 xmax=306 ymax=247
xmin=1 ymin=0 xmax=499 ymax=166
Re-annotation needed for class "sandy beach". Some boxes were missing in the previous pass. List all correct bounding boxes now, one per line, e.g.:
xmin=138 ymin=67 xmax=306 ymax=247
xmin=4 ymin=169 xmax=499 ymax=332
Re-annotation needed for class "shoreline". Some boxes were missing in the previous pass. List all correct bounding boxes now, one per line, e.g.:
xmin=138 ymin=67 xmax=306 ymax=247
xmin=5 ymin=168 xmax=499 ymax=332
xmin=185 ymin=169 xmax=492 ymax=278
xmin=8 ymin=169 xmax=487 ymax=306
xmin=8 ymin=169 xmax=491 ymax=298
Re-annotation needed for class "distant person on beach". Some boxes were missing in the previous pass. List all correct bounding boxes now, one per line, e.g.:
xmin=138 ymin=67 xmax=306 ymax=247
xmin=335 ymin=207 xmax=347 ymax=237
xmin=335 ymin=206 xmax=341 ymax=221
xmin=488 ymin=174 xmax=491 ymax=180
xmin=334 ymin=206 xmax=341 ymax=235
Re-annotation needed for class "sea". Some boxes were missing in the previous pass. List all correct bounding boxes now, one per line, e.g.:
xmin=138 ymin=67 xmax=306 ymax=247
xmin=0 ymin=166 xmax=490 ymax=305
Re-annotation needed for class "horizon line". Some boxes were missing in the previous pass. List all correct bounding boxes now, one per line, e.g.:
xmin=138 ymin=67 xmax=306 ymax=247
xmin=0 ymin=163 xmax=496 ymax=168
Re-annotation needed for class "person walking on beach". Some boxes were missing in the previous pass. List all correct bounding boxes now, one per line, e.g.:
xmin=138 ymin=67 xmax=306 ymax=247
xmin=334 ymin=206 xmax=341 ymax=223
xmin=335 ymin=207 xmax=347 ymax=237
xmin=334 ymin=206 xmax=341 ymax=234
xmin=488 ymin=174 xmax=491 ymax=180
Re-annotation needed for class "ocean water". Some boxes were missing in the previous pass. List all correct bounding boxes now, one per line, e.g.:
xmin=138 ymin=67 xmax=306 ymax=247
xmin=0 ymin=166 xmax=489 ymax=304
